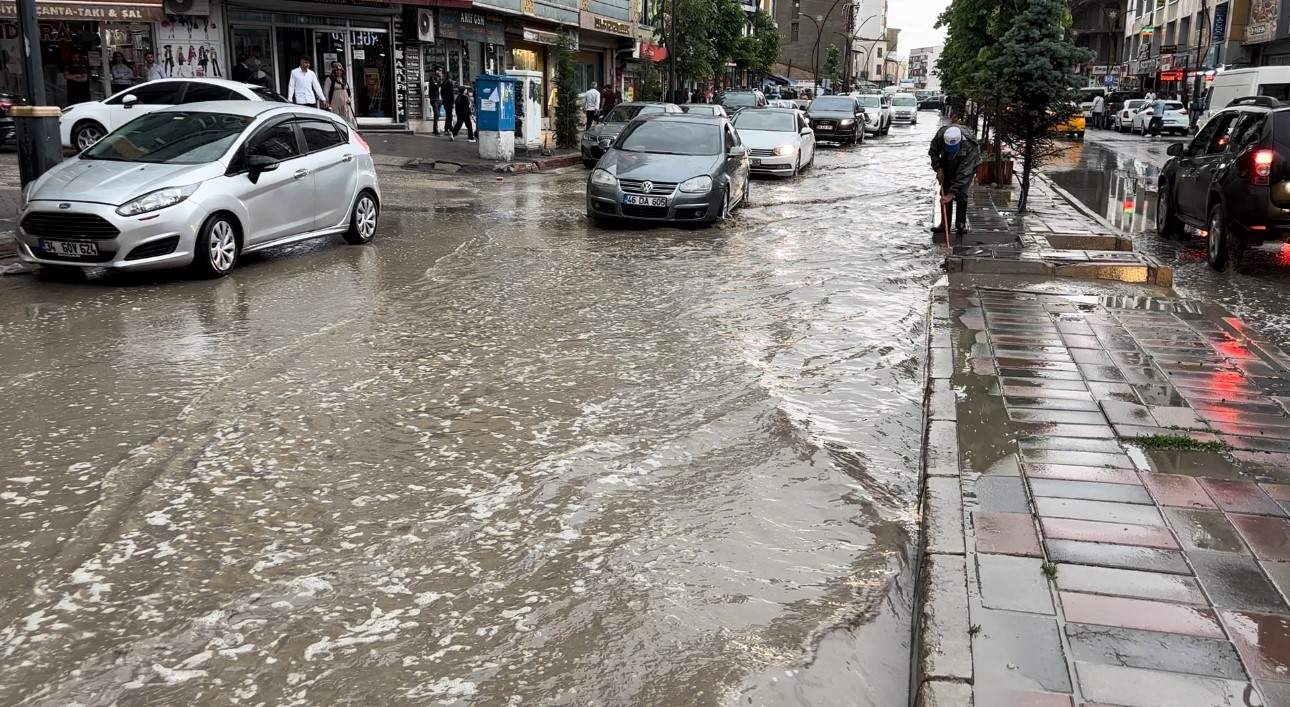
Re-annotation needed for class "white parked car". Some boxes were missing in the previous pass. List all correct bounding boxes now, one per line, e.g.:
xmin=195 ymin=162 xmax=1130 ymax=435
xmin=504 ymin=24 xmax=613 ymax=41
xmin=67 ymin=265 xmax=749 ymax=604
xmin=852 ymin=93 xmax=892 ymax=136
xmin=1131 ymin=100 xmax=1188 ymax=135
xmin=890 ymin=93 xmax=918 ymax=124
xmin=59 ymin=78 xmax=285 ymax=151
xmin=1113 ymin=99 xmax=1148 ymax=132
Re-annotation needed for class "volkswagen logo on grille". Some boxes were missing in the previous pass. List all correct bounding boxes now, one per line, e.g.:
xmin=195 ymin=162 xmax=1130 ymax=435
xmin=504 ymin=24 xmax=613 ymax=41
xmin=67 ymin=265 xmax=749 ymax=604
xmin=641 ymin=181 xmax=654 ymax=194
xmin=58 ymin=203 xmax=71 ymax=209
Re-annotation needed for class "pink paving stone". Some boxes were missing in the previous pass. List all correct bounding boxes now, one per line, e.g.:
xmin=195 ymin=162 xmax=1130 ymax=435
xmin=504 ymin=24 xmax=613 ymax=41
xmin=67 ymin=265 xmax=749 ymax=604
xmin=1199 ymin=479 xmax=1285 ymax=517
xmin=1220 ymin=609 xmax=1290 ymax=682
xmin=1023 ymin=464 xmax=1142 ymax=485
xmin=1261 ymin=483 xmax=1290 ymax=503
xmin=1041 ymin=517 xmax=1179 ymax=550
xmin=973 ymin=511 xmax=1043 ymax=557
xmin=1230 ymin=514 xmax=1290 ymax=561
xmin=1058 ymin=591 xmax=1225 ymax=638
xmin=995 ymin=691 xmax=1074 ymax=707
xmin=1140 ymin=474 xmax=1219 ymax=510
xmin=1149 ymin=406 xmax=1210 ymax=431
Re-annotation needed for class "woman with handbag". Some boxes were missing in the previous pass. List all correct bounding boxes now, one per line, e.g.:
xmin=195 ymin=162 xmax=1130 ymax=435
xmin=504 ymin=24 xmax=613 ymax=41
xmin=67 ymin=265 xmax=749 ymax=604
xmin=324 ymin=62 xmax=359 ymax=129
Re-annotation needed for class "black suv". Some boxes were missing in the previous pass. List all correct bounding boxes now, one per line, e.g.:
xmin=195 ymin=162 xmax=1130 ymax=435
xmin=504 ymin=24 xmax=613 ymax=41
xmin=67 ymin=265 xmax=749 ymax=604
xmin=1158 ymin=96 xmax=1290 ymax=270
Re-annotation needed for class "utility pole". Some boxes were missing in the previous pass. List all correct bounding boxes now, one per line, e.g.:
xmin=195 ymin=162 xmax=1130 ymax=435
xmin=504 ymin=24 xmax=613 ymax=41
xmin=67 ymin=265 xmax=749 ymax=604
xmin=1191 ymin=0 xmax=1208 ymax=111
xmin=13 ymin=0 xmax=61 ymax=186
xmin=668 ymin=0 xmax=678 ymax=102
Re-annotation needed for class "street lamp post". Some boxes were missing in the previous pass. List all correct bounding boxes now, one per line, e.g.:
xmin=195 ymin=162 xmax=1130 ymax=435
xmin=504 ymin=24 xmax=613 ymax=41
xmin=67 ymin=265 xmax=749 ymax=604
xmin=802 ymin=0 xmax=852 ymax=92
xmin=13 ymin=0 xmax=60 ymax=186
xmin=668 ymin=0 xmax=678 ymax=102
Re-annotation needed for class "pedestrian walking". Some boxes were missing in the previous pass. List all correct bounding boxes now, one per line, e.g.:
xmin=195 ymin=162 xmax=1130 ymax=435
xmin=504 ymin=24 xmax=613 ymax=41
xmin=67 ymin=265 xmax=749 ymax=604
xmin=324 ymin=62 xmax=359 ymax=129
xmin=928 ymin=125 xmax=982 ymax=237
xmin=1147 ymin=95 xmax=1167 ymax=138
xmin=286 ymin=56 xmax=328 ymax=109
xmin=426 ymin=66 xmax=444 ymax=135
xmin=1091 ymin=93 xmax=1106 ymax=130
xmin=440 ymin=73 xmax=456 ymax=140
xmin=452 ymin=86 xmax=476 ymax=142
xmin=584 ymin=82 xmax=601 ymax=128
xmin=1190 ymin=93 xmax=1205 ymax=131
xmin=600 ymin=83 xmax=618 ymax=120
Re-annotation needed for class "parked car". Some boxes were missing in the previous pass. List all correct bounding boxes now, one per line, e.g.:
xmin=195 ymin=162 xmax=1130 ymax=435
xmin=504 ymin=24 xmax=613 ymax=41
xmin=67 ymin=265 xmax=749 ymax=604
xmin=716 ymin=89 xmax=768 ymax=114
xmin=1054 ymin=113 xmax=1086 ymax=139
xmin=916 ymin=91 xmax=944 ymax=110
xmin=19 ymin=102 xmax=378 ymax=277
xmin=59 ymin=78 xmax=286 ymax=151
xmin=1112 ymin=98 xmax=1148 ymax=132
xmin=0 ymin=91 xmax=27 ymax=146
xmin=681 ymin=104 xmax=729 ymax=118
xmin=581 ymin=101 xmax=682 ymax=168
xmin=1132 ymin=100 xmax=1188 ymax=135
xmin=732 ymin=107 xmax=815 ymax=177
xmin=1200 ymin=66 xmax=1290 ymax=127
xmin=1079 ymin=86 xmax=1107 ymax=119
xmin=806 ymin=95 xmax=866 ymax=144
xmin=1105 ymin=90 xmax=1145 ymax=120
xmin=1157 ymin=96 xmax=1287 ymax=271
xmin=586 ymin=113 xmax=750 ymax=226
xmin=853 ymin=93 xmax=892 ymax=136
xmin=890 ymin=93 xmax=918 ymax=124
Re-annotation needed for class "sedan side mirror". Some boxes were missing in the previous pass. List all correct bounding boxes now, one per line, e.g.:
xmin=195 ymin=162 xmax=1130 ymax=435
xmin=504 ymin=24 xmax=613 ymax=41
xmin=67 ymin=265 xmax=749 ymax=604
xmin=801 ymin=127 xmax=812 ymax=135
xmin=246 ymin=153 xmax=280 ymax=183
xmin=728 ymin=145 xmax=748 ymax=158
xmin=122 ymin=94 xmax=138 ymax=109
xmin=1167 ymin=142 xmax=1184 ymax=157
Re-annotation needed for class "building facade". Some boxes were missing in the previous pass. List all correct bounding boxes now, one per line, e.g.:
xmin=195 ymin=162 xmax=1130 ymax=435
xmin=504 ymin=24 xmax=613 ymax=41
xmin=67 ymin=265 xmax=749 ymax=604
xmin=908 ymin=44 xmax=941 ymax=90
xmin=1118 ymin=0 xmax=1252 ymax=93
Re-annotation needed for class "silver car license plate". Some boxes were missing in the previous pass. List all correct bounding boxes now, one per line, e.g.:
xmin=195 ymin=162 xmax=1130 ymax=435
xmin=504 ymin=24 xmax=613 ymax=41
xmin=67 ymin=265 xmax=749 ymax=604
xmin=41 ymin=239 xmax=98 ymax=257
xmin=623 ymin=194 xmax=667 ymax=207
xmin=752 ymin=158 xmax=762 ymax=167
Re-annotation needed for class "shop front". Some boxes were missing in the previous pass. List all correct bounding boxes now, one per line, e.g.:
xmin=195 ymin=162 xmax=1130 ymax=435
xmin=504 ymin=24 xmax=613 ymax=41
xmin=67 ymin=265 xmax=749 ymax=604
xmin=0 ymin=0 xmax=164 ymax=106
xmin=423 ymin=8 xmax=504 ymax=89
xmin=227 ymin=0 xmax=398 ymax=124
xmin=577 ymin=8 xmax=632 ymax=94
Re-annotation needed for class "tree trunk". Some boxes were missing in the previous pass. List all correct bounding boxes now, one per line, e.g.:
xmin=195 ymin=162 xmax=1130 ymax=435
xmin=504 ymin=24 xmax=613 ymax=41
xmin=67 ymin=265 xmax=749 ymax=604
xmin=1018 ymin=135 xmax=1033 ymax=213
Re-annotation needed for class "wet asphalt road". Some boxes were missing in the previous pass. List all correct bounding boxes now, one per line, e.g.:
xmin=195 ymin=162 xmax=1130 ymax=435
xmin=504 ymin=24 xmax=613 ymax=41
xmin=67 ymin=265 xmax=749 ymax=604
xmin=0 ymin=119 xmax=946 ymax=706
xmin=1044 ymin=129 xmax=1290 ymax=351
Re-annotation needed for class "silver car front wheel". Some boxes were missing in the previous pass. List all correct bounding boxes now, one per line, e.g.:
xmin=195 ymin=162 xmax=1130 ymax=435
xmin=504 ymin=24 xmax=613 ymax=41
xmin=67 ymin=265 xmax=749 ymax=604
xmin=192 ymin=215 xmax=239 ymax=278
xmin=344 ymin=191 xmax=379 ymax=244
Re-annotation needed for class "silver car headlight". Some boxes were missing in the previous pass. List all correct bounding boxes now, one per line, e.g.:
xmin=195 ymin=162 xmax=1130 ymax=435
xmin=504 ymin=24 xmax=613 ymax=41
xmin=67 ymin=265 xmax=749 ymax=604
xmin=773 ymin=145 xmax=795 ymax=156
xmin=116 ymin=185 xmax=198 ymax=216
xmin=590 ymin=168 xmax=617 ymax=187
xmin=678 ymin=175 xmax=712 ymax=194
xmin=839 ymin=119 xmax=855 ymax=126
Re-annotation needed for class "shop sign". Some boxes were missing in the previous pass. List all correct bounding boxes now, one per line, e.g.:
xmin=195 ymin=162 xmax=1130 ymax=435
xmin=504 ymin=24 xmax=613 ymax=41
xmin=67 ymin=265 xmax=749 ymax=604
xmin=439 ymin=10 xmax=505 ymax=44
xmin=1139 ymin=57 xmax=1158 ymax=74
xmin=522 ymin=27 xmax=577 ymax=49
xmin=579 ymin=11 xmax=632 ymax=37
xmin=0 ymin=1 xmax=164 ymax=21
xmin=1159 ymin=54 xmax=1174 ymax=71
xmin=1245 ymin=0 xmax=1278 ymax=44
xmin=1159 ymin=44 xmax=1177 ymax=55
xmin=1160 ymin=70 xmax=1184 ymax=81
xmin=1213 ymin=3 xmax=1229 ymax=41
xmin=637 ymin=41 xmax=666 ymax=61
xmin=1092 ymin=65 xmax=1108 ymax=73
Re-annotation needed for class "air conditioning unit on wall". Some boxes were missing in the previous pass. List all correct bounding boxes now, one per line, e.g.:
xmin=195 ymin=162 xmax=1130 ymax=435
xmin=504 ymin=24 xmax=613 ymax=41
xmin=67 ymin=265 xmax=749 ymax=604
xmin=416 ymin=8 xmax=435 ymax=43
xmin=164 ymin=0 xmax=211 ymax=15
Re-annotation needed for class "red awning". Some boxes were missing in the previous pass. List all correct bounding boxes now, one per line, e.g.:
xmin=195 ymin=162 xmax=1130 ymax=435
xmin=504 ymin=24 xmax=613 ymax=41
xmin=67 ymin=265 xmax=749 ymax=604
xmin=399 ymin=0 xmax=473 ymax=7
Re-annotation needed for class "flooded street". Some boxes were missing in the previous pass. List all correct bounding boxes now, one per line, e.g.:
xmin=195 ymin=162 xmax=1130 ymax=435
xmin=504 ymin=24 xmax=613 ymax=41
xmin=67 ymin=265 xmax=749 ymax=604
xmin=1044 ymin=132 xmax=1290 ymax=349
xmin=0 ymin=120 xmax=945 ymax=705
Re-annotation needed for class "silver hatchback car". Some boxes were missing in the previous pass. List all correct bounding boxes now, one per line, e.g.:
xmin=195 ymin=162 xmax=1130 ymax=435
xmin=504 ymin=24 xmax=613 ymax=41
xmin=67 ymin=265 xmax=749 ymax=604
xmin=17 ymin=101 xmax=380 ymax=277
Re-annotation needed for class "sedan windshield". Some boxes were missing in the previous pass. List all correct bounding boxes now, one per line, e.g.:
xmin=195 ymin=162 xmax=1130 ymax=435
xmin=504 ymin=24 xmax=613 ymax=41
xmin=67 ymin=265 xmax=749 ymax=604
xmin=892 ymin=94 xmax=916 ymax=106
xmin=83 ymin=111 xmax=251 ymax=164
xmin=720 ymin=93 xmax=758 ymax=108
xmin=856 ymin=95 xmax=881 ymax=107
xmin=733 ymin=110 xmax=796 ymax=132
xmin=810 ymin=96 xmax=854 ymax=111
xmin=682 ymin=105 xmax=719 ymax=116
xmin=617 ymin=121 xmax=721 ymax=155
xmin=604 ymin=104 xmax=665 ymax=123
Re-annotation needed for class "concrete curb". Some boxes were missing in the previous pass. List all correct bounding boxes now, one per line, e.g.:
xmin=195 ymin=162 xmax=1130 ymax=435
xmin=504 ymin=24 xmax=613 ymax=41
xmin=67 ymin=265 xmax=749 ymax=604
xmin=910 ymin=284 xmax=974 ymax=706
xmin=1034 ymin=172 xmax=1125 ymax=243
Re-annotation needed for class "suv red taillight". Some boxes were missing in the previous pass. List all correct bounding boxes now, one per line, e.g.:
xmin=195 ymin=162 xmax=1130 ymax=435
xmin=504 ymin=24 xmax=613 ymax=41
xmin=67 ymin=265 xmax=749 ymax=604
xmin=1254 ymin=149 xmax=1273 ymax=186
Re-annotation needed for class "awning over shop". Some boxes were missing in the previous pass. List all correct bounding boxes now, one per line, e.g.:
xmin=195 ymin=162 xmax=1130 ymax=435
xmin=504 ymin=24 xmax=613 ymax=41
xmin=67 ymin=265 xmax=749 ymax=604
xmin=0 ymin=0 xmax=165 ymax=22
xmin=400 ymin=0 xmax=472 ymax=8
xmin=638 ymin=42 xmax=666 ymax=61
xmin=767 ymin=73 xmax=795 ymax=85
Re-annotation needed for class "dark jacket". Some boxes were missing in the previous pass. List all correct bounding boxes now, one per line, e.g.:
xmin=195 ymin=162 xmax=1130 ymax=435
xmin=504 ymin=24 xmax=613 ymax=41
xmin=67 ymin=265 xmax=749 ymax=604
xmin=928 ymin=125 xmax=982 ymax=196
xmin=232 ymin=61 xmax=252 ymax=83
xmin=439 ymin=78 xmax=455 ymax=105
xmin=455 ymin=93 xmax=472 ymax=118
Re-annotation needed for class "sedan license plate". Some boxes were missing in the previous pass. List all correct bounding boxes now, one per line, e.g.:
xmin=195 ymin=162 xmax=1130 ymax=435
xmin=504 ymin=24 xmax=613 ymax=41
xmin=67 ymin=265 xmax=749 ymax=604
xmin=623 ymin=194 xmax=667 ymax=207
xmin=40 ymin=239 xmax=98 ymax=257
xmin=752 ymin=158 xmax=762 ymax=167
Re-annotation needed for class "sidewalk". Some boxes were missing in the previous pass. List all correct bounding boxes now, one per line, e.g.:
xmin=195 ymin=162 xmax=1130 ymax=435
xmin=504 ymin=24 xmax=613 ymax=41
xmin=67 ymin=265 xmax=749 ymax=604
xmin=915 ymin=178 xmax=1290 ymax=706
xmin=364 ymin=131 xmax=580 ymax=174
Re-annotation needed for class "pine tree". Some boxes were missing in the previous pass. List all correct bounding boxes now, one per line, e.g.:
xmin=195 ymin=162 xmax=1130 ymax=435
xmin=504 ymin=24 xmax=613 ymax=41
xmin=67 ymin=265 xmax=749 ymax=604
xmin=554 ymin=34 xmax=579 ymax=149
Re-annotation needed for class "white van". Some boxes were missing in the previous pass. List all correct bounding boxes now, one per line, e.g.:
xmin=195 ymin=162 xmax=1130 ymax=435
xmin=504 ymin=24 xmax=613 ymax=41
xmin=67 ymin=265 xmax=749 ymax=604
xmin=1079 ymin=86 xmax=1108 ymax=118
xmin=1202 ymin=66 xmax=1290 ymax=125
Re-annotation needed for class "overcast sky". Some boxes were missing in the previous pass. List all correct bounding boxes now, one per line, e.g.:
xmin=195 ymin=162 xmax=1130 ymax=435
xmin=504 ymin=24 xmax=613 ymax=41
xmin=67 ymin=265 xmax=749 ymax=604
xmin=889 ymin=0 xmax=951 ymax=54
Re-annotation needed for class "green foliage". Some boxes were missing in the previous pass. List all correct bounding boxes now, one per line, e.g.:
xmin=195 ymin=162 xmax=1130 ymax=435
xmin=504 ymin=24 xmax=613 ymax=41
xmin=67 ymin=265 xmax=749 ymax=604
xmin=713 ymin=0 xmax=749 ymax=77
xmin=823 ymin=44 xmax=841 ymax=86
xmin=554 ymin=33 xmax=579 ymax=149
xmin=1132 ymin=435 xmax=1228 ymax=452
xmin=665 ymin=0 xmax=719 ymax=83
xmin=749 ymin=10 xmax=781 ymax=79
xmin=638 ymin=56 xmax=662 ymax=102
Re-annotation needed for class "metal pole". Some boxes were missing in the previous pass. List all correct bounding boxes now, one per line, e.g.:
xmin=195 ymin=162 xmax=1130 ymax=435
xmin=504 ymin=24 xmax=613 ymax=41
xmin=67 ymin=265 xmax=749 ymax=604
xmin=1192 ymin=0 xmax=1207 ymax=111
xmin=14 ymin=0 xmax=60 ymax=186
xmin=668 ymin=0 xmax=677 ymax=101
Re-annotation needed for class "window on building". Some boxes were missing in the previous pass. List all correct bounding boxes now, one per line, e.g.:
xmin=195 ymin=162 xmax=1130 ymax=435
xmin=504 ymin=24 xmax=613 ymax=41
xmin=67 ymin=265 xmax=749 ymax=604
xmin=793 ymin=0 xmax=800 ymax=19
xmin=877 ymin=47 xmax=883 ymax=58
xmin=1180 ymin=17 xmax=1191 ymax=46
xmin=791 ymin=22 xmax=799 ymax=42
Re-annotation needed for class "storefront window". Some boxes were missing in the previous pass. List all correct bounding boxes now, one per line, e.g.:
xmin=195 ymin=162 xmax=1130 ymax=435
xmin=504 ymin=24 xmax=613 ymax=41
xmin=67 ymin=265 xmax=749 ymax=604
xmin=0 ymin=19 xmax=158 ymax=106
xmin=350 ymin=29 xmax=390 ymax=118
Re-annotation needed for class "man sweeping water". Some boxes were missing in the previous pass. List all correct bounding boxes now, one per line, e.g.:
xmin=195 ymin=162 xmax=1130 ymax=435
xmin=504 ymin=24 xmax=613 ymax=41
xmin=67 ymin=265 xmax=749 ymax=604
xmin=928 ymin=125 xmax=982 ymax=238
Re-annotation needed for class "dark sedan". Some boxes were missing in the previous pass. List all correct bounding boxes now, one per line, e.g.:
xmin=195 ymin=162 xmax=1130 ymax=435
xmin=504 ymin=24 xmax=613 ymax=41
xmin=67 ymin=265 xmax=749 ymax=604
xmin=580 ymin=102 xmax=682 ymax=168
xmin=0 ymin=92 xmax=26 ymax=146
xmin=806 ymin=95 xmax=866 ymax=144
xmin=586 ymin=114 xmax=751 ymax=226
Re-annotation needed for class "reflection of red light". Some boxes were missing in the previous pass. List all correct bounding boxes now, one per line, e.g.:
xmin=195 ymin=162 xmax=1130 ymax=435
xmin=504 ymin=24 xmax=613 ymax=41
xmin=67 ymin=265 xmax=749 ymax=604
xmin=1251 ymin=225 xmax=1268 ymax=230
xmin=1218 ymin=341 xmax=1252 ymax=359
xmin=1123 ymin=199 xmax=1135 ymax=213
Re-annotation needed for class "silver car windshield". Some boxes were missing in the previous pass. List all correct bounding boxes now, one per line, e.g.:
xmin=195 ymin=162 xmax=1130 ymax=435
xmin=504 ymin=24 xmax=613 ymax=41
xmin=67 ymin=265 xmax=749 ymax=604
xmin=83 ymin=111 xmax=252 ymax=164
xmin=892 ymin=95 xmax=916 ymax=106
xmin=733 ymin=111 xmax=796 ymax=131
xmin=617 ymin=121 xmax=721 ymax=155
xmin=856 ymin=95 xmax=881 ymax=107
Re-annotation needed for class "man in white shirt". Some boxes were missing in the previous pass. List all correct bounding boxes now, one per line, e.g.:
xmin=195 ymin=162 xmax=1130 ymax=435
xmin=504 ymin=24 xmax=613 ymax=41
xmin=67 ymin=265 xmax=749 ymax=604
xmin=287 ymin=56 xmax=329 ymax=109
xmin=144 ymin=52 xmax=165 ymax=82
xmin=583 ymin=82 xmax=601 ymax=130
xmin=1091 ymin=93 xmax=1106 ymax=129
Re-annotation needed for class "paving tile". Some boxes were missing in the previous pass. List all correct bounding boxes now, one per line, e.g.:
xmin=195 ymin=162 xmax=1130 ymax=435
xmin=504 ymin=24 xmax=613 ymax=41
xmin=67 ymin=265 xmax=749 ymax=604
xmin=1023 ymin=464 xmax=1142 ymax=485
xmin=925 ymin=477 xmax=965 ymax=556
xmin=972 ymin=689 xmax=1073 ymax=707
xmin=1063 ymin=334 xmax=1102 ymax=350
xmin=1209 ymin=421 xmax=1290 ymax=440
xmin=999 ymin=366 xmax=1086 ymax=382
xmin=1260 ymin=483 xmax=1290 ymax=503
xmin=1018 ymin=437 xmax=1126 ymax=455
xmin=1221 ymin=610 xmax=1290 ymax=683
xmin=1222 ymin=434 xmax=1290 ymax=454
xmin=1003 ymin=385 xmax=1095 ymax=401
xmin=1256 ymin=681 xmax=1290 ymax=707
xmin=1230 ymin=514 xmax=1290 ymax=561
xmin=973 ymin=608 xmax=1073 ymax=694
xmin=1033 ymin=497 xmax=1165 ymax=526
xmin=1149 ymin=406 xmax=1209 ymax=431
xmin=1072 ymin=349 xmax=1116 ymax=367
xmin=976 ymin=554 xmax=1055 ymax=615
xmin=1019 ymin=449 xmax=1135 ymax=470
xmin=1041 ymin=517 xmax=1178 ymax=550
xmin=973 ymin=511 xmax=1042 ymax=557
xmin=1080 ymin=364 xmax=1129 ymax=383
xmin=1045 ymin=539 xmax=1191 ymax=575
xmin=1059 ymin=592 xmax=1224 ymax=638
xmin=1260 ymin=562 xmax=1290 ymax=606
xmin=1116 ymin=423 xmax=1195 ymax=440
xmin=1200 ymin=479 xmax=1285 ymax=517
xmin=996 ymin=358 xmax=1081 ymax=372
xmin=970 ymin=476 xmax=1032 ymax=514
xmin=916 ymin=681 xmax=971 ymax=707
xmin=919 ymin=554 xmax=972 ymax=681
xmin=1075 ymin=662 xmax=1260 ymax=706
xmin=1029 ymin=479 xmax=1153 ymax=504
xmin=1190 ymin=551 xmax=1289 ymax=613
xmin=1101 ymin=400 xmax=1155 ymax=427
xmin=1009 ymin=408 xmax=1113 ymax=425
xmin=1065 ymin=623 xmax=1249 ymax=681
xmin=1055 ymin=564 xmax=1205 ymax=604
xmin=1006 ymin=396 xmax=1104 ymax=413
xmin=1165 ymin=508 xmax=1250 ymax=554
xmin=1014 ymin=423 xmax=1118 ymax=439
xmin=1141 ymin=474 xmax=1220 ymax=510
xmin=926 ymin=420 xmax=959 ymax=477
xmin=1003 ymin=376 xmax=1092 ymax=391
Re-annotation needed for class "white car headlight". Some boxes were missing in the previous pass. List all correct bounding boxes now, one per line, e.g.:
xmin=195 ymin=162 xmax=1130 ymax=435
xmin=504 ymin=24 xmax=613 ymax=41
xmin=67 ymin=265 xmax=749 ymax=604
xmin=590 ymin=168 xmax=617 ymax=187
xmin=115 ymin=185 xmax=198 ymax=216
xmin=678 ymin=175 xmax=712 ymax=193
xmin=773 ymin=144 xmax=795 ymax=156
xmin=839 ymin=119 xmax=855 ymax=126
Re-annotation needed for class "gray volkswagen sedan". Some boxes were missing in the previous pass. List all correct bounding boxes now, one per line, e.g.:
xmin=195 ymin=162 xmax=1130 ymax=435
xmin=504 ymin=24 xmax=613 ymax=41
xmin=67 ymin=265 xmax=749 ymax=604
xmin=17 ymin=101 xmax=380 ymax=278
xmin=585 ymin=114 xmax=751 ymax=227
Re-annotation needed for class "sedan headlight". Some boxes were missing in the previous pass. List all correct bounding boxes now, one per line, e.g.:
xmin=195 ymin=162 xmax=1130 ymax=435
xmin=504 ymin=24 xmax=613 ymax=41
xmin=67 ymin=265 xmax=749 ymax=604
xmin=678 ymin=175 xmax=713 ymax=194
xmin=772 ymin=144 xmax=796 ymax=156
xmin=590 ymin=168 xmax=617 ymax=187
xmin=115 ymin=185 xmax=198 ymax=216
xmin=839 ymin=119 xmax=855 ymax=126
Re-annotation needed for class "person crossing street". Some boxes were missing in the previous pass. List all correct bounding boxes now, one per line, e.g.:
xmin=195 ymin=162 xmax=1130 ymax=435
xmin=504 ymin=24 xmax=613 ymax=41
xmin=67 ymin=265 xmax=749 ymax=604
xmin=928 ymin=125 xmax=982 ymax=238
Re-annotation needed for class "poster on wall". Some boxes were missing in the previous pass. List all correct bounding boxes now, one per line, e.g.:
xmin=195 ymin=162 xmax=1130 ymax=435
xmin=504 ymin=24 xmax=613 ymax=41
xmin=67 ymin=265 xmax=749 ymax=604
xmin=1245 ymin=0 xmax=1278 ymax=44
xmin=157 ymin=14 xmax=223 ymax=78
